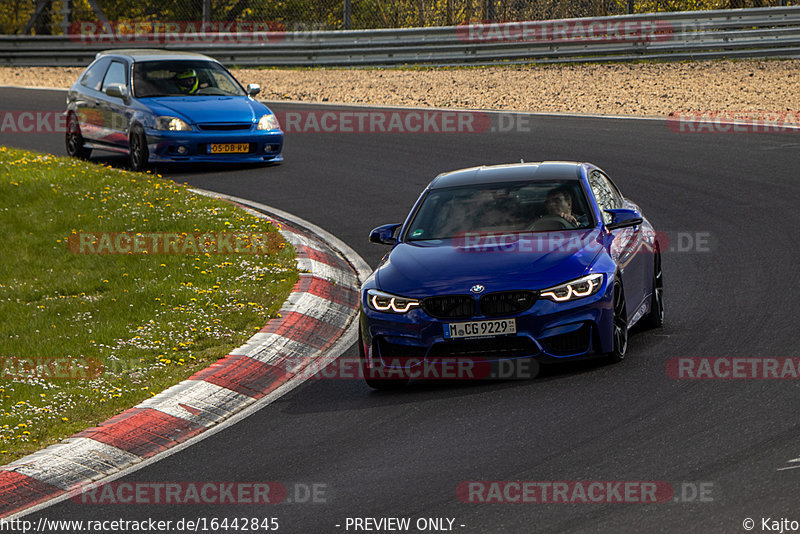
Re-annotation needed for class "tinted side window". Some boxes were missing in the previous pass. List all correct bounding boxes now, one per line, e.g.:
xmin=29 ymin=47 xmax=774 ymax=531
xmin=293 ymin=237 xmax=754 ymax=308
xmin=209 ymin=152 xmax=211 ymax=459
xmin=101 ymin=61 xmax=128 ymax=91
xmin=80 ymin=58 xmax=111 ymax=91
xmin=589 ymin=170 xmax=620 ymax=224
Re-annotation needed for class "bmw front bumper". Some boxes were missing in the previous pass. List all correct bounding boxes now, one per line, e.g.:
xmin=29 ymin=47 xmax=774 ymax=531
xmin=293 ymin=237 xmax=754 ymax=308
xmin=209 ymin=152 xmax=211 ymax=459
xmin=360 ymin=278 xmax=616 ymax=372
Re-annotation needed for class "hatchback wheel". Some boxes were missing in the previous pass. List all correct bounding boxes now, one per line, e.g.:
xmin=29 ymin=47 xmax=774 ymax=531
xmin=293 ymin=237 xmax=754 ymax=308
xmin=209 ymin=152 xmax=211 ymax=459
xmin=65 ymin=113 xmax=91 ymax=160
xmin=129 ymin=126 xmax=149 ymax=172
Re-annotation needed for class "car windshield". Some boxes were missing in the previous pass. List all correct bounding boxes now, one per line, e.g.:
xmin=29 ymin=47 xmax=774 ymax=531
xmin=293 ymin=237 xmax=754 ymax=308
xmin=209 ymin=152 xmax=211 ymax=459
xmin=405 ymin=180 xmax=593 ymax=241
xmin=133 ymin=60 xmax=245 ymax=98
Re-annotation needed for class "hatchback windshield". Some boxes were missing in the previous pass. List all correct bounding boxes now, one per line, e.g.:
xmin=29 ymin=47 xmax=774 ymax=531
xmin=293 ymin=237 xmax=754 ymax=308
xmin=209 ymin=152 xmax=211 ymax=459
xmin=405 ymin=180 xmax=593 ymax=241
xmin=133 ymin=60 xmax=245 ymax=98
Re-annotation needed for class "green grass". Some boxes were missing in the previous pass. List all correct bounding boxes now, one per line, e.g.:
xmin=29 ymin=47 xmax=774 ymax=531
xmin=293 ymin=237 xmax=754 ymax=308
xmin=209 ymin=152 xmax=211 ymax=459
xmin=0 ymin=147 xmax=298 ymax=463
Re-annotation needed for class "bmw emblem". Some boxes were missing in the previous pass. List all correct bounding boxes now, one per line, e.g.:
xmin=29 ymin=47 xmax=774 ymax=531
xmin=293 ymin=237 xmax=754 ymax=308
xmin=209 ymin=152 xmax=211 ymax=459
xmin=470 ymin=284 xmax=485 ymax=294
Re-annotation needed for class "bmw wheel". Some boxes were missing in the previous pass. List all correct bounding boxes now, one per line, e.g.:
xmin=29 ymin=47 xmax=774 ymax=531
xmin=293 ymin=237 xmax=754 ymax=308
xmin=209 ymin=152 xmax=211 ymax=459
xmin=606 ymin=278 xmax=628 ymax=363
xmin=641 ymin=250 xmax=664 ymax=329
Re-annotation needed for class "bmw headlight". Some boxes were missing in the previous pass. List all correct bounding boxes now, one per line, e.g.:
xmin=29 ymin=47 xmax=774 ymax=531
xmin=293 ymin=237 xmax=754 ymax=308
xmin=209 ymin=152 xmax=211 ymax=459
xmin=540 ymin=273 xmax=604 ymax=302
xmin=366 ymin=289 xmax=420 ymax=314
xmin=154 ymin=116 xmax=191 ymax=131
xmin=257 ymin=113 xmax=280 ymax=131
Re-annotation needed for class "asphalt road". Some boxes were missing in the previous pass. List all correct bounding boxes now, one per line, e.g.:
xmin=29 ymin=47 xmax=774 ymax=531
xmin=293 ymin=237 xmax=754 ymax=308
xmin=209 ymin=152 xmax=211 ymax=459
xmin=1 ymin=88 xmax=798 ymax=533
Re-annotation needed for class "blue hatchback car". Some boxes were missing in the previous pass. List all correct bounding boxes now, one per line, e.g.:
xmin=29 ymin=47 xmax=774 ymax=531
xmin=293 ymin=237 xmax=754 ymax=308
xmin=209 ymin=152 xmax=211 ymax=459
xmin=360 ymin=162 xmax=664 ymax=389
xmin=65 ymin=49 xmax=283 ymax=170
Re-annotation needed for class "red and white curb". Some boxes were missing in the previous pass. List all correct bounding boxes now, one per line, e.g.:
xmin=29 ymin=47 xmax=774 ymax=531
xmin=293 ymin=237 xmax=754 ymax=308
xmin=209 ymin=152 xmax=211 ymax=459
xmin=0 ymin=191 xmax=371 ymax=519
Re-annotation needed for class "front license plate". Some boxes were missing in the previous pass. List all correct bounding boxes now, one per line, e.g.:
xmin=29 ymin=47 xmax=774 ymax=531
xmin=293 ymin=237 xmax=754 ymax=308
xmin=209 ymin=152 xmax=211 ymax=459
xmin=208 ymin=143 xmax=249 ymax=154
xmin=444 ymin=318 xmax=517 ymax=339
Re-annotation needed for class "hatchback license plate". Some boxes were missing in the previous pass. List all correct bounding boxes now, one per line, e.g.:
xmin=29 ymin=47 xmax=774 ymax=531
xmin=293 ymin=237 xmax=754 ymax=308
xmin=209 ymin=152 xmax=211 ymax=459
xmin=208 ymin=143 xmax=249 ymax=154
xmin=444 ymin=318 xmax=517 ymax=339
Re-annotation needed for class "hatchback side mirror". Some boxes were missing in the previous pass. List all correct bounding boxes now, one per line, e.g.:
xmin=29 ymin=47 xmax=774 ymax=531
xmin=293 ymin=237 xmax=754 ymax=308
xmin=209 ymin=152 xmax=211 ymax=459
xmin=105 ymin=83 xmax=129 ymax=101
xmin=247 ymin=84 xmax=261 ymax=97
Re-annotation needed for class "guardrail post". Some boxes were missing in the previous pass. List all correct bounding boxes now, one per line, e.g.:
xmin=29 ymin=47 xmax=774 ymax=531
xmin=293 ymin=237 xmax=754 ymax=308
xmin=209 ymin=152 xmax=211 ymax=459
xmin=60 ymin=0 xmax=72 ymax=36
xmin=203 ymin=0 xmax=211 ymax=24
xmin=343 ymin=0 xmax=352 ymax=30
xmin=485 ymin=0 xmax=496 ymax=22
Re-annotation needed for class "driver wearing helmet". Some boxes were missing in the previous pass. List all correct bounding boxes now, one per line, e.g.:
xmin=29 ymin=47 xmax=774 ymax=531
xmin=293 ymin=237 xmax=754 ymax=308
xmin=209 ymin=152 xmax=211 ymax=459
xmin=176 ymin=68 xmax=199 ymax=94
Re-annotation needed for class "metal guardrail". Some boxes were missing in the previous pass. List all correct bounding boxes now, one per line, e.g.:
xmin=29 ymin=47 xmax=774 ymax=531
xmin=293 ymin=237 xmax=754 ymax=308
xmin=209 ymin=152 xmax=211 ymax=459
xmin=1 ymin=6 xmax=799 ymax=67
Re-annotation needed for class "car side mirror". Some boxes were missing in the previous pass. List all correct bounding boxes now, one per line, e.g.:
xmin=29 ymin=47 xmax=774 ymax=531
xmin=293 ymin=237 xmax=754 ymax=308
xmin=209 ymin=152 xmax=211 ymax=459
xmin=605 ymin=208 xmax=643 ymax=230
xmin=369 ymin=223 xmax=402 ymax=245
xmin=105 ymin=83 xmax=129 ymax=101
xmin=247 ymin=84 xmax=261 ymax=97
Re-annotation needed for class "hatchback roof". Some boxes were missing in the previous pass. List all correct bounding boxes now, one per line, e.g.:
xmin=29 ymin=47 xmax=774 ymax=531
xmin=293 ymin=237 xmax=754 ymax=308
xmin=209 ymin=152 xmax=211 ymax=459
xmin=96 ymin=49 xmax=216 ymax=62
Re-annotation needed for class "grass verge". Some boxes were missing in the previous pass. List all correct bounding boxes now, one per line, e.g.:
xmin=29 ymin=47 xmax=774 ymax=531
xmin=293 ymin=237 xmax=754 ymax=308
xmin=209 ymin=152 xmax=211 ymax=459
xmin=0 ymin=146 xmax=298 ymax=464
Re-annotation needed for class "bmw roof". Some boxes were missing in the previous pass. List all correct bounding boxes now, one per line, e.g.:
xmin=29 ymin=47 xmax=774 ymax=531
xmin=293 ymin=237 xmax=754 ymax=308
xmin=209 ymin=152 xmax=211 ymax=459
xmin=429 ymin=161 xmax=585 ymax=189
xmin=95 ymin=49 xmax=217 ymax=62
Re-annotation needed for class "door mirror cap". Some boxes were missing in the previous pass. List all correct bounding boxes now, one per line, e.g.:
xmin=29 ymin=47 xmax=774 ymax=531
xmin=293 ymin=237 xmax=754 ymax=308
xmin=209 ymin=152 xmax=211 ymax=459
xmin=369 ymin=224 xmax=402 ymax=245
xmin=605 ymin=208 xmax=643 ymax=230
xmin=105 ymin=83 xmax=129 ymax=101
xmin=247 ymin=84 xmax=261 ymax=97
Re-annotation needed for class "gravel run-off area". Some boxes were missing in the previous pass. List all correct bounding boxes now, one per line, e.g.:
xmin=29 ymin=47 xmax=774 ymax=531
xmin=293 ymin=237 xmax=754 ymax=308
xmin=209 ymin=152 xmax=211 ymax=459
xmin=0 ymin=59 xmax=798 ymax=118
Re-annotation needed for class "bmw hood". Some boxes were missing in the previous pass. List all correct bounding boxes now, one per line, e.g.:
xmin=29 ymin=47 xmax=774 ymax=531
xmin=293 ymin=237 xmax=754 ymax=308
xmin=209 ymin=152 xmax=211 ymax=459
xmin=144 ymin=96 xmax=267 ymax=124
xmin=375 ymin=229 xmax=604 ymax=296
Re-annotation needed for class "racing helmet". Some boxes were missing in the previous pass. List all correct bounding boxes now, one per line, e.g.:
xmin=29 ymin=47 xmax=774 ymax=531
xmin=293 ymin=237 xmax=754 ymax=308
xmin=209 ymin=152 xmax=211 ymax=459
xmin=176 ymin=68 xmax=198 ymax=94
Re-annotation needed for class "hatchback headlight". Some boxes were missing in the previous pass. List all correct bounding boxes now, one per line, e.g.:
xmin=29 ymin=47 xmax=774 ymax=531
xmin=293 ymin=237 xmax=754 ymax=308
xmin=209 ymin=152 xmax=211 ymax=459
xmin=366 ymin=289 xmax=421 ymax=314
xmin=540 ymin=273 xmax=604 ymax=302
xmin=154 ymin=116 xmax=191 ymax=131
xmin=257 ymin=113 xmax=280 ymax=131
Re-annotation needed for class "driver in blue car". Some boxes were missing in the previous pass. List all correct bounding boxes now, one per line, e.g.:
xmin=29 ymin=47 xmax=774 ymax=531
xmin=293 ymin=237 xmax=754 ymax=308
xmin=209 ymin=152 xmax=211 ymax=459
xmin=544 ymin=187 xmax=581 ymax=227
xmin=176 ymin=69 xmax=200 ymax=94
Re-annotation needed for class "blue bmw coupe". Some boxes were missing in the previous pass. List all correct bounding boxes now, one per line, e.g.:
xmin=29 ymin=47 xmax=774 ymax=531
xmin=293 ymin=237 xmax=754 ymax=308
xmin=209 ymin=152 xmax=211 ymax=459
xmin=65 ymin=49 xmax=283 ymax=170
xmin=360 ymin=161 xmax=663 ymax=389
